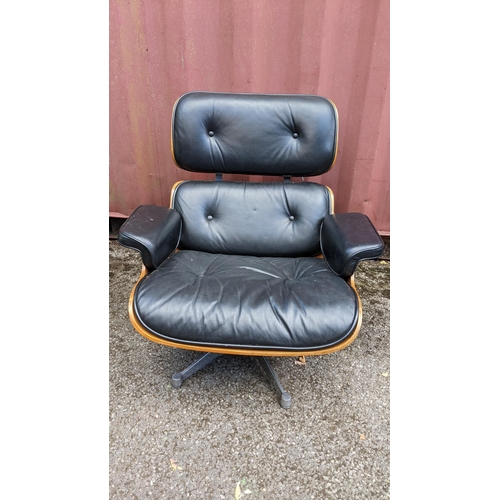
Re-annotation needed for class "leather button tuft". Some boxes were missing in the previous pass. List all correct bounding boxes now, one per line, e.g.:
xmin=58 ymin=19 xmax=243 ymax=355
xmin=289 ymin=215 xmax=295 ymax=221
xmin=208 ymin=131 xmax=214 ymax=137
xmin=207 ymin=215 xmax=213 ymax=221
xmin=292 ymin=132 xmax=298 ymax=139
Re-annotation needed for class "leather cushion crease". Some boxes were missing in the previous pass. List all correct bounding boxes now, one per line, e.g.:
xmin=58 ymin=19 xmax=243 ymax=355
xmin=172 ymin=92 xmax=337 ymax=176
xmin=133 ymin=250 xmax=358 ymax=351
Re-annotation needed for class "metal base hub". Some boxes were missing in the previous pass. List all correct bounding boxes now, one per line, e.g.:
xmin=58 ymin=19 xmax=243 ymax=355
xmin=171 ymin=353 xmax=292 ymax=409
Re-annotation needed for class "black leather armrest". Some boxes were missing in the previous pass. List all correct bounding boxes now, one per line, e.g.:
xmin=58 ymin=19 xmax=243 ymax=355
xmin=320 ymin=212 xmax=384 ymax=278
xmin=118 ymin=205 xmax=182 ymax=270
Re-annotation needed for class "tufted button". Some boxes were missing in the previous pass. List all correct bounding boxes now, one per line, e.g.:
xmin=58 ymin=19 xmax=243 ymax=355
xmin=292 ymin=132 xmax=298 ymax=139
xmin=289 ymin=215 xmax=295 ymax=221
xmin=207 ymin=215 xmax=213 ymax=221
xmin=208 ymin=131 xmax=214 ymax=137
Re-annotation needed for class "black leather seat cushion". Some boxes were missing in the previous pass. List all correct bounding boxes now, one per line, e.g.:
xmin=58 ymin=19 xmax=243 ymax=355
xmin=133 ymin=250 xmax=359 ymax=351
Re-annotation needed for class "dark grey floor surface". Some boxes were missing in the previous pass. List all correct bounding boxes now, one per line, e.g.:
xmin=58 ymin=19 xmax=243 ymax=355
xmin=109 ymin=240 xmax=390 ymax=499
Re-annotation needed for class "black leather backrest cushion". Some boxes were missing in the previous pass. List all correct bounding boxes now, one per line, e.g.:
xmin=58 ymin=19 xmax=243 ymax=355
xmin=172 ymin=181 xmax=331 ymax=257
xmin=172 ymin=92 xmax=338 ymax=177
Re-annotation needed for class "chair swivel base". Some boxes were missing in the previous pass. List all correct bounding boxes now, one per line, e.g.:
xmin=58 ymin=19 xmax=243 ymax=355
xmin=171 ymin=352 xmax=292 ymax=409
xmin=171 ymin=352 xmax=221 ymax=389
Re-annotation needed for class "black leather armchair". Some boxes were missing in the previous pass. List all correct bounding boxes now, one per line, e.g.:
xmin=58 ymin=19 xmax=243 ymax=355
xmin=118 ymin=92 xmax=384 ymax=408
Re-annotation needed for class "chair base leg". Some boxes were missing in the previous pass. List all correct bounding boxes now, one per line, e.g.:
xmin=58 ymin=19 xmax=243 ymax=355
xmin=171 ymin=353 xmax=292 ymax=409
xmin=255 ymin=357 xmax=292 ymax=409
xmin=172 ymin=352 xmax=221 ymax=388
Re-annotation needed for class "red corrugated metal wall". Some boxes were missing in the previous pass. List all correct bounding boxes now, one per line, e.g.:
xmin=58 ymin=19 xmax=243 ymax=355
xmin=110 ymin=0 xmax=390 ymax=234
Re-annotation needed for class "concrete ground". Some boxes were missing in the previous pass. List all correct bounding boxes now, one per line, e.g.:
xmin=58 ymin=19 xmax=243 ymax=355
xmin=109 ymin=239 xmax=390 ymax=499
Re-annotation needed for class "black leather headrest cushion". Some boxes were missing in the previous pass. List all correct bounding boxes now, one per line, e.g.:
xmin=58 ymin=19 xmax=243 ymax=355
xmin=172 ymin=92 xmax=338 ymax=177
